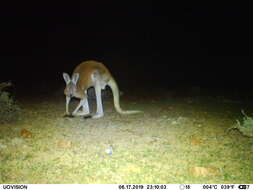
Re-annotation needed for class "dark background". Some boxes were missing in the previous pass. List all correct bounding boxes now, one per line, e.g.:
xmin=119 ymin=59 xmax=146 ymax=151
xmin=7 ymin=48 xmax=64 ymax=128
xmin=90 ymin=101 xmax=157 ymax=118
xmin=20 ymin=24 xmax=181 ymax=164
xmin=1 ymin=3 xmax=253 ymax=96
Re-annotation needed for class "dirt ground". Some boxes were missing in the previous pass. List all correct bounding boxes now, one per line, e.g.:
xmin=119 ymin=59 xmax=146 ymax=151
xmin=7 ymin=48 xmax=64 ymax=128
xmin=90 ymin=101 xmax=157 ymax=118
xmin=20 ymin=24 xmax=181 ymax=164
xmin=0 ymin=88 xmax=253 ymax=183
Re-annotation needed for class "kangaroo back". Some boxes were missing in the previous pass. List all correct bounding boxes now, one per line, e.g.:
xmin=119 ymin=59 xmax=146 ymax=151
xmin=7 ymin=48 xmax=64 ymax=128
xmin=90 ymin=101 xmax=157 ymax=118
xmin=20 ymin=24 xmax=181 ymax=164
xmin=74 ymin=60 xmax=111 ymax=90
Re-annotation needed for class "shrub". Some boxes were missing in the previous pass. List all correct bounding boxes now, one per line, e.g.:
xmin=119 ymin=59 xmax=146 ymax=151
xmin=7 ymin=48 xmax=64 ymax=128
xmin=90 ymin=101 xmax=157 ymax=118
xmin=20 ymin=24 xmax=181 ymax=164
xmin=228 ymin=110 xmax=253 ymax=137
xmin=0 ymin=82 xmax=22 ymax=123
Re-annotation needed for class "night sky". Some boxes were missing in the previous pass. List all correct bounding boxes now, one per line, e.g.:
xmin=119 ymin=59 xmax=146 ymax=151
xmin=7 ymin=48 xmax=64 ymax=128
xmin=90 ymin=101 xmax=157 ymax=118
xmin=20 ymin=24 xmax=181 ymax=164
xmin=1 ymin=4 xmax=253 ymax=95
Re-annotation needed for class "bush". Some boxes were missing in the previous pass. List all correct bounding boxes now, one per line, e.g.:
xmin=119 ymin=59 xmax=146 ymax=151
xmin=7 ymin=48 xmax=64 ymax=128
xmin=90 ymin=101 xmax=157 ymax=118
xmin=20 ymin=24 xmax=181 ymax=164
xmin=228 ymin=110 xmax=253 ymax=137
xmin=0 ymin=82 xmax=22 ymax=123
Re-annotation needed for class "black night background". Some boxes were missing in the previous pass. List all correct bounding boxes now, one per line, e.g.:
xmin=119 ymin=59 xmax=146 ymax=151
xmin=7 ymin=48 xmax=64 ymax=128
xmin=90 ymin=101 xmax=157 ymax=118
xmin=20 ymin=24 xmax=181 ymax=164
xmin=1 ymin=5 xmax=252 ymax=96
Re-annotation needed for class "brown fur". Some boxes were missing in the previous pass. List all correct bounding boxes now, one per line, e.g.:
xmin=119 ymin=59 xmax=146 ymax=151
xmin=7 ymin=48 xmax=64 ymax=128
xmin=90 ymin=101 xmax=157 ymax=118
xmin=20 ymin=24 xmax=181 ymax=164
xmin=73 ymin=60 xmax=112 ymax=98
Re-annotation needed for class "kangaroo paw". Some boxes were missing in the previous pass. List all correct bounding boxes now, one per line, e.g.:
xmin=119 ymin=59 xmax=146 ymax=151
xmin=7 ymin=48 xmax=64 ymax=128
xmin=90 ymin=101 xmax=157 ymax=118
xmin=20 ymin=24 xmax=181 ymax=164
xmin=83 ymin=114 xmax=92 ymax=119
xmin=63 ymin=114 xmax=74 ymax=118
xmin=92 ymin=113 xmax=104 ymax=119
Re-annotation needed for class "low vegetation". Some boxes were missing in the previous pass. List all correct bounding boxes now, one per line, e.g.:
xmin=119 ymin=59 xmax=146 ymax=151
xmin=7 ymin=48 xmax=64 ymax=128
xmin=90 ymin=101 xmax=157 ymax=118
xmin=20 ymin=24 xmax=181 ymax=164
xmin=228 ymin=110 xmax=253 ymax=137
xmin=0 ymin=82 xmax=22 ymax=124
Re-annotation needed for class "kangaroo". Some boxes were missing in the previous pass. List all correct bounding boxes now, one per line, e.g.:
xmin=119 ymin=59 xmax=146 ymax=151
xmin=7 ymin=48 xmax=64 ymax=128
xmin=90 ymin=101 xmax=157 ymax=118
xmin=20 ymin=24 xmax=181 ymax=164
xmin=63 ymin=60 xmax=142 ymax=118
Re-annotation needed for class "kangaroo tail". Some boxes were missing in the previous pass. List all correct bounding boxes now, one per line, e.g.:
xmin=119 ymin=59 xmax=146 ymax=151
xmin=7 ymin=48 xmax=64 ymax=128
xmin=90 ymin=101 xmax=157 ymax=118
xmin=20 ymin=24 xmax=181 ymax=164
xmin=107 ymin=78 xmax=142 ymax=115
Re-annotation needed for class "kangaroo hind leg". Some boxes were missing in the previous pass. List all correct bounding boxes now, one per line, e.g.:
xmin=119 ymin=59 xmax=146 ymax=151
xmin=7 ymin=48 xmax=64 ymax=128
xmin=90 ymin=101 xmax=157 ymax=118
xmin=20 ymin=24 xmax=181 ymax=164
xmin=91 ymin=71 xmax=104 ymax=118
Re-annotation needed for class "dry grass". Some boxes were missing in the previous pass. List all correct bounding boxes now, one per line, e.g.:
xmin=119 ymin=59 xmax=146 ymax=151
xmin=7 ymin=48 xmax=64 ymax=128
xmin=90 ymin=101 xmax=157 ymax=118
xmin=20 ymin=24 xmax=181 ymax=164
xmin=0 ymin=92 xmax=253 ymax=184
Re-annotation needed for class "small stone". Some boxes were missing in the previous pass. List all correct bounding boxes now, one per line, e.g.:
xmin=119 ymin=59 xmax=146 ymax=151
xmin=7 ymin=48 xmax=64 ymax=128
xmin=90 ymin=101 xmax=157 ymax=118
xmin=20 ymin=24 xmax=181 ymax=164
xmin=57 ymin=140 xmax=72 ymax=148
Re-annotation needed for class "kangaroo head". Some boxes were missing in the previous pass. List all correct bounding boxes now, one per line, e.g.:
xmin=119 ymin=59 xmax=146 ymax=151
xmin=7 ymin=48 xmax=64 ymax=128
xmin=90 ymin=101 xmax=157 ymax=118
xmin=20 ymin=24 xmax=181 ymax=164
xmin=63 ymin=72 xmax=79 ymax=98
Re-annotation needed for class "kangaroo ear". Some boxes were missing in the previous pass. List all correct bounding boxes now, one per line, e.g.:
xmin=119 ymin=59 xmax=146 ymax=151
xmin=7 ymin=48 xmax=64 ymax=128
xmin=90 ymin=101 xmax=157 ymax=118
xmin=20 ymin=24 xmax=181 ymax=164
xmin=63 ymin=73 xmax=71 ymax=84
xmin=72 ymin=73 xmax=79 ymax=85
